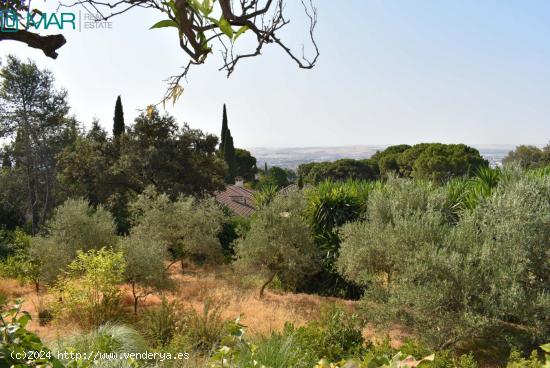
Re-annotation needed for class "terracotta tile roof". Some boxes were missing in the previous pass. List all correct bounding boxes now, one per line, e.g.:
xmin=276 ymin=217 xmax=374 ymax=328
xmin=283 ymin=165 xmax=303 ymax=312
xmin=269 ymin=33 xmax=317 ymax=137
xmin=215 ymin=185 xmax=256 ymax=217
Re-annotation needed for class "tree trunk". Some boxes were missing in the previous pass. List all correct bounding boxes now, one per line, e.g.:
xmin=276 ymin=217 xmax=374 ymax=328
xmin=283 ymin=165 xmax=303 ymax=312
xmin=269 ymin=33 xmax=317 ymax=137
xmin=132 ymin=282 xmax=139 ymax=314
xmin=259 ymin=271 xmax=277 ymax=298
xmin=27 ymin=167 xmax=39 ymax=235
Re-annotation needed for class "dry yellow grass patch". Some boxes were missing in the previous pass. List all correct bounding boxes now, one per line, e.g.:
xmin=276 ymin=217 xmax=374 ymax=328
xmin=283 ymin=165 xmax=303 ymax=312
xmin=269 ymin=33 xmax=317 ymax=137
xmin=2 ymin=265 xmax=410 ymax=347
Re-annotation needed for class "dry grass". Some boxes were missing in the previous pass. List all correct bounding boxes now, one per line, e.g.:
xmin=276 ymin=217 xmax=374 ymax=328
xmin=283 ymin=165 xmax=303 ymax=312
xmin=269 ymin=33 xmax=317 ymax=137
xmin=1 ymin=264 xmax=410 ymax=347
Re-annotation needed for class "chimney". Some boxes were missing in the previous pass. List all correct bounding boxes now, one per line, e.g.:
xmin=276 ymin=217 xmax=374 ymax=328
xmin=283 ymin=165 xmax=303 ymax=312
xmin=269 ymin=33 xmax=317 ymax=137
xmin=235 ymin=176 xmax=244 ymax=187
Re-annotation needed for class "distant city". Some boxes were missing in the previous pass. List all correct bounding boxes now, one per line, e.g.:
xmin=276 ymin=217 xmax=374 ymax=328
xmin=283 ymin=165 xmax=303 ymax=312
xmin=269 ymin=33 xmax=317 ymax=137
xmin=248 ymin=145 xmax=516 ymax=170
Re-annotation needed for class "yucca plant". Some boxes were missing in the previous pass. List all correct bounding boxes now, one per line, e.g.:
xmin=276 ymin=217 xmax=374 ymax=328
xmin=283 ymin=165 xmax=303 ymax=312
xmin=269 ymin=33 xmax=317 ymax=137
xmin=253 ymin=184 xmax=279 ymax=208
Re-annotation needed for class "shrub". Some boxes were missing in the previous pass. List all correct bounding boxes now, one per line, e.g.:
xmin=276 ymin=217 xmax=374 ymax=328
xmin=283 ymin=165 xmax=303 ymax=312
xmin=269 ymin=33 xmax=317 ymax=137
xmin=55 ymin=322 xmax=147 ymax=360
xmin=52 ymin=248 xmax=126 ymax=328
xmin=119 ymin=229 xmax=170 ymax=314
xmin=234 ymin=191 xmax=319 ymax=297
xmin=139 ymin=297 xmax=184 ymax=347
xmin=218 ymin=215 xmax=250 ymax=258
xmin=182 ymin=299 xmax=227 ymax=353
xmin=337 ymin=175 xmax=550 ymax=351
xmin=129 ymin=187 xmax=224 ymax=269
xmin=30 ymin=198 xmax=117 ymax=284
xmin=0 ymin=300 xmax=65 ymax=367
xmin=288 ymin=305 xmax=366 ymax=363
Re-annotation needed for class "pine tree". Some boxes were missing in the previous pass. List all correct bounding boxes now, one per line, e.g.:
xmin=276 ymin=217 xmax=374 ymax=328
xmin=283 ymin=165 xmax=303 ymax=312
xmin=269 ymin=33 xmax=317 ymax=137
xmin=113 ymin=95 xmax=125 ymax=137
xmin=264 ymin=162 xmax=268 ymax=174
xmin=220 ymin=104 xmax=228 ymax=158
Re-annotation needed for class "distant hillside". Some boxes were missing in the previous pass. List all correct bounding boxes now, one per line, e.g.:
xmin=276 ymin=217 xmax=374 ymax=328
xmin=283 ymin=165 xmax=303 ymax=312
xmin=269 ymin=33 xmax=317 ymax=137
xmin=248 ymin=144 xmax=516 ymax=169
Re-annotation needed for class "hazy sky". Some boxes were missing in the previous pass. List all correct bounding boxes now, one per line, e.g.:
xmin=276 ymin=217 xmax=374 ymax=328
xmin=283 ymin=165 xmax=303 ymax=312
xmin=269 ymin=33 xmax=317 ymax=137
xmin=1 ymin=1 xmax=549 ymax=148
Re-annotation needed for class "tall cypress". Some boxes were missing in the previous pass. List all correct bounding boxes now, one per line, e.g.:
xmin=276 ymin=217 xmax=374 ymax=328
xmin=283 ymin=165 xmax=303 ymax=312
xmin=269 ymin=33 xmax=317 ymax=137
xmin=224 ymin=129 xmax=237 ymax=183
xmin=1 ymin=151 xmax=11 ymax=168
xmin=220 ymin=104 xmax=228 ymax=158
xmin=113 ymin=95 xmax=125 ymax=137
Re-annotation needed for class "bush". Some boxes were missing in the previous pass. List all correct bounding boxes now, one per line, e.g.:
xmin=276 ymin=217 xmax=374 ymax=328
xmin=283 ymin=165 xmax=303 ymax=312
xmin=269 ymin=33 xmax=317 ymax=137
xmin=0 ymin=301 xmax=65 ymax=367
xmin=52 ymin=248 xmax=126 ymax=328
xmin=139 ymin=297 xmax=184 ymax=347
xmin=119 ymin=229 xmax=170 ymax=314
xmin=182 ymin=299 xmax=227 ymax=353
xmin=337 ymin=174 xmax=550 ymax=351
xmin=30 ymin=198 xmax=117 ymax=284
xmin=234 ymin=190 xmax=319 ymax=297
xmin=129 ymin=187 xmax=224 ymax=268
xmin=287 ymin=305 xmax=366 ymax=363
xmin=218 ymin=215 xmax=250 ymax=258
xmin=55 ymin=322 xmax=147 ymax=363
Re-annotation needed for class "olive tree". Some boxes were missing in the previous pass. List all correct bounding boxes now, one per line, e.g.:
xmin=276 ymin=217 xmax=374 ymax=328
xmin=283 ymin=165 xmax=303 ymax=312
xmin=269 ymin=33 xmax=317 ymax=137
xmin=235 ymin=191 xmax=319 ymax=298
xmin=337 ymin=175 xmax=550 ymax=350
xmin=129 ymin=186 xmax=225 ymax=270
xmin=119 ymin=232 xmax=170 ymax=314
xmin=30 ymin=198 xmax=117 ymax=284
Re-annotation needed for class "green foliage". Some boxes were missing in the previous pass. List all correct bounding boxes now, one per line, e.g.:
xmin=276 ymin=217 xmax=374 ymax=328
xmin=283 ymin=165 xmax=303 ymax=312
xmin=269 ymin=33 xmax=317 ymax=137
xmin=129 ymin=187 xmax=224 ymax=266
xmin=52 ymin=248 xmax=126 ymax=328
xmin=410 ymin=144 xmax=488 ymax=182
xmin=56 ymin=322 xmax=147 ymax=367
xmin=58 ymin=108 xmax=226 ymax=232
xmin=234 ymin=148 xmax=257 ymax=182
xmin=252 ymin=184 xmax=279 ymax=208
xmin=235 ymin=191 xmax=319 ymax=296
xmin=139 ymin=297 xmax=183 ymax=347
xmin=298 ymin=159 xmax=379 ymax=185
xmin=0 ymin=55 xmax=75 ymax=234
xmin=0 ymin=300 xmax=64 ymax=367
xmin=119 ymin=218 xmax=170 ymax=313
xmin=337 ymin=174 xmax=550 ymax=351
xmin=218 ymin=216 xmax=250 ymax=258
xmin=31 ymin=198 xmax=117 ymax=284
xmin=504 ymin=144 xmax=550 ymax=169
xmin=182 ymin=299 xmax=227 ymax=353
xmin=258 ymin=166 xmax=289 ymax=188
xmin=113 ymin=95 xmax=125 ymax=137
xmin=286 ymin=305 xmax=366 ymax=364
xmin=300 ymin=180 xmax=380 ymax=297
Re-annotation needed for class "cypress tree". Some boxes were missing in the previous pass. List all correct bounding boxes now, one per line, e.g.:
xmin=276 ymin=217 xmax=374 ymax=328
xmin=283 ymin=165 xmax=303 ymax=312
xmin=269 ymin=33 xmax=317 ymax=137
xmin=298 ymin=175 xmax=304 ymax=189
xmin=1 ymin=151 xmax=11 ymax=168
xmin=264 ymin=162 xmax=268 ymax=174
xmin=220 ymin=104 xmax=228 ymax=158
xmin=113 ymin=95 xmax=125 ymax=137
xmin=224 ymin=129 xmax=237 ymax=183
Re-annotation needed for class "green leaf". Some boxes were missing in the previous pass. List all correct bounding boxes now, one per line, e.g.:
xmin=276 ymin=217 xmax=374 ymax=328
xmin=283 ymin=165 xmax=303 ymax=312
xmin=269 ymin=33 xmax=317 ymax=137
xmin=202 ymin=0 xmax=213 ymax=15
xmin=219 ymin=17 xmax=233 ymax=39
xmin=541 ymin=343 xmax=550 ymax=353
xmin=233 ymin=25 xmax=248 ymax=41
xmin=149 ymin=19 xmax=179 ymax=29
xmin=163 ymin=0 xmax=178 ymax=16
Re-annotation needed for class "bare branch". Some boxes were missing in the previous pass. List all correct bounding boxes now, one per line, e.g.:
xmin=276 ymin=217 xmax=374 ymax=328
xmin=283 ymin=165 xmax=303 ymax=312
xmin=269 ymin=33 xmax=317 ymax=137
xmin=0 ymin=31 xmax=66 ymax=59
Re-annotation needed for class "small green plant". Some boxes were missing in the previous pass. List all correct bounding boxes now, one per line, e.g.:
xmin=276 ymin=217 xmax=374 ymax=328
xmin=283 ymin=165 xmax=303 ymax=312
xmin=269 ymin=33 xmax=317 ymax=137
xmin=287 ymin=305 xmax=366 ymax=364
xmin=52 ymin=248 xmax=126 ymax=328
xmin=0 ymin=300 xmax=65 ymax=367
xmin=183 ymin=299 xmax=227 ymax=353
xmin=139 ymin=297 xmax=183 ymax=347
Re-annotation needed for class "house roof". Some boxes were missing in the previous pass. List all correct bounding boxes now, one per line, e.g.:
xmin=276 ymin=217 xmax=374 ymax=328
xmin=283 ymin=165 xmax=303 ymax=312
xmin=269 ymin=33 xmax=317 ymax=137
xmin=215 ymin=185 xmax=256 ymax=217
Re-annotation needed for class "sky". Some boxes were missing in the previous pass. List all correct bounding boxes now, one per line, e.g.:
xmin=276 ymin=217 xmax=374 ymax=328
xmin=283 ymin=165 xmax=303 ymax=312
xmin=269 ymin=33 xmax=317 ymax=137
xmin=1 ymin=0 xmax=550 ymax=148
